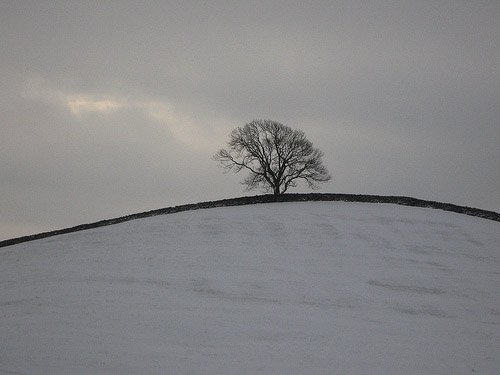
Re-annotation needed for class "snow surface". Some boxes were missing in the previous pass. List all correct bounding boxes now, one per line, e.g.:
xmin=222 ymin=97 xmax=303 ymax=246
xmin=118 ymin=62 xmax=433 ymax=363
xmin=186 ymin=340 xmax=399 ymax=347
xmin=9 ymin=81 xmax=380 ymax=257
xmin=0 ymin=202 xmax=499 ymax=374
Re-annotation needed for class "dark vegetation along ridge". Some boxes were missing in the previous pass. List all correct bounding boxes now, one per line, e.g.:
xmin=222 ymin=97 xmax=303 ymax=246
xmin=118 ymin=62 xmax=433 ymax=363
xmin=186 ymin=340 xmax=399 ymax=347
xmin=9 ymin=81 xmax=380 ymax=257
xmin=1 ymin=193 xmax=499 ymax=248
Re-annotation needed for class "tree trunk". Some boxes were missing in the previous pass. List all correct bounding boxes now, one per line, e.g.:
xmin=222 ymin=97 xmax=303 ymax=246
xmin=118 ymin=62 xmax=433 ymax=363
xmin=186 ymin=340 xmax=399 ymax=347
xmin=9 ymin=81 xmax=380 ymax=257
xmin=273 ymin=185 xmax=281 ymax=195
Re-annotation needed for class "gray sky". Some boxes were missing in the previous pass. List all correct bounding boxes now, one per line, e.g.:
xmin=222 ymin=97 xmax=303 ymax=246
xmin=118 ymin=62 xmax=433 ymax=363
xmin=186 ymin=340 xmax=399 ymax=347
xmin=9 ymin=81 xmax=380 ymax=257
xmin=1 ymin=0 xmax=499 ymax=240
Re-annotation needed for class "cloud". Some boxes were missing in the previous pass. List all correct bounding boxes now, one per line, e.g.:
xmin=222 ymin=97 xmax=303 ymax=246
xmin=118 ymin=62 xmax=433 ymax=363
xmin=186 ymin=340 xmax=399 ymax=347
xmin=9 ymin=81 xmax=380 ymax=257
xmin=139 ymin=100 xmax=229 ymax=150
xmin=18 ymin=77 xmax=228 ymax=151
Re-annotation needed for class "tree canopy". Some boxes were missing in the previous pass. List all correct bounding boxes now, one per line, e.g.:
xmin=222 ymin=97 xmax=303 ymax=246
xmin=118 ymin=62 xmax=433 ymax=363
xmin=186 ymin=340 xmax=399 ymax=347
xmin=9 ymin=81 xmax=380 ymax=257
xmin=214 ymin=120 xmax=331 ymax=195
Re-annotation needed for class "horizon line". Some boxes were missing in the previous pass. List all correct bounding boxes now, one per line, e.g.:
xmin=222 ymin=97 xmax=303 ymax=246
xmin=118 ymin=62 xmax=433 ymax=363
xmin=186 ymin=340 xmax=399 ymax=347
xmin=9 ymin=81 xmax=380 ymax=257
xmin=1 ymin=192 xmax=499 ymax=248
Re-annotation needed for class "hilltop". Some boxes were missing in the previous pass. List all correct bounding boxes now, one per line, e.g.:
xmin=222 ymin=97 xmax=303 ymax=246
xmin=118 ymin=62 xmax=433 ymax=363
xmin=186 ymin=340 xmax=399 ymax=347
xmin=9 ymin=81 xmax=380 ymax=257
xmin=1 ymin=193 xmax=499 ymax=248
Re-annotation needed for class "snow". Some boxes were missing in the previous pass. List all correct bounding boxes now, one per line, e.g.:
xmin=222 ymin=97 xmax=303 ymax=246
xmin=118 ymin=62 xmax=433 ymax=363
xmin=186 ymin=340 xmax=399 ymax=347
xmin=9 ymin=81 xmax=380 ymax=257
xmin=0 ymin=202 xmax=499 ymax=374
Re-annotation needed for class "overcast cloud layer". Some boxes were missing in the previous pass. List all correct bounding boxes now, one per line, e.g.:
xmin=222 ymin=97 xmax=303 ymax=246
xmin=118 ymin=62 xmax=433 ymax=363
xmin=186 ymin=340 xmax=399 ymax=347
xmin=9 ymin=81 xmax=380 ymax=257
xmin=1 ymin=0 xmax=499 ymax=240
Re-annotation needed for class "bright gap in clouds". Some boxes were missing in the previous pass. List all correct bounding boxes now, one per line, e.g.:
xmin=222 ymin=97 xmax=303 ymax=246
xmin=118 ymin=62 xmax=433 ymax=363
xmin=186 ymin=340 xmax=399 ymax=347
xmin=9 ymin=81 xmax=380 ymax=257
xmin=26 ymin=82 xmax=228 ymax=152
xmin=67 ymin=97 xmax=123 ymax=115
xmin=65 ymin=96 xmax=227 ymax=151
xmin=20 ymin=77 xmax=228 ymax=152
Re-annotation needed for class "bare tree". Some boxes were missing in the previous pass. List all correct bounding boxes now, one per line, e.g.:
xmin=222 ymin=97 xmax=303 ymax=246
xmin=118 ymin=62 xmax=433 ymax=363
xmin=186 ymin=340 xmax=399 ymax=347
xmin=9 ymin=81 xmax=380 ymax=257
xmin=214 ymin=120 xmax=331 ymax=195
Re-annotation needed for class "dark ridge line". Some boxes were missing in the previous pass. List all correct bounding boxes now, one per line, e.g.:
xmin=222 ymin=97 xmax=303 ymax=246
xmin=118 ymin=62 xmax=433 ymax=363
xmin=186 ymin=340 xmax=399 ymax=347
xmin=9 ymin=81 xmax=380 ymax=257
xmin=1 ymin=193 xmax=498 ymax=248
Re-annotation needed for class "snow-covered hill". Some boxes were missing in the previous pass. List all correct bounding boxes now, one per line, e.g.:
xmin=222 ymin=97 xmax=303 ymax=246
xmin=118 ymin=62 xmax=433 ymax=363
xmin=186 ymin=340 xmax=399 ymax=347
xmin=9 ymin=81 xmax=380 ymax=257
xmin=1 ymin=202 xmax=499 ymax=374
